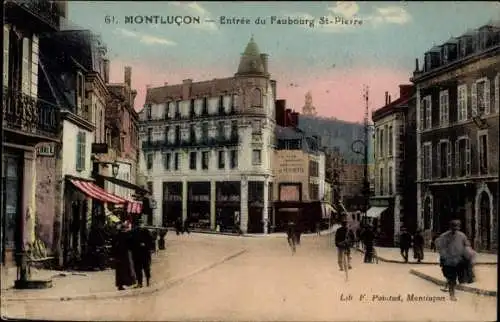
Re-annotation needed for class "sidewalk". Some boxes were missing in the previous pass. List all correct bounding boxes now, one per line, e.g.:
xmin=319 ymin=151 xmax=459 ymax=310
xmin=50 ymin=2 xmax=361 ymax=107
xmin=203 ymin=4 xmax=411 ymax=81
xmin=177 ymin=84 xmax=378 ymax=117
xmin=187 ymin=225 xmax=339 ymax=238
xmin=1 ymin=234 xmax=246 ymax=301
xmin=356 ymin=246 xmax=497 ymax=265
xmin=409 ymin=265 xmax=497 ymax=297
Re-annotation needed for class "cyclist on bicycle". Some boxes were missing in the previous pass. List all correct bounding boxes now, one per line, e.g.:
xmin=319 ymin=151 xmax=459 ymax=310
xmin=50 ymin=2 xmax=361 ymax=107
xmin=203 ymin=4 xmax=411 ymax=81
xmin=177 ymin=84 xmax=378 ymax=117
xmin=335 ymin=218 xmax=352 ymax=271
xmin=286 ymin=221 xmax=297 ymax=251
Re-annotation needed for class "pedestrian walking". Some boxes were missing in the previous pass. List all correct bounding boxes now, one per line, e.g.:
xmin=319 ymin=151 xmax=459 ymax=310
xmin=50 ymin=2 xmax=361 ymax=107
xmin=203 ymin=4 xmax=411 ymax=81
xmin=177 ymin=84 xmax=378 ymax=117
xmin=399 ymin=227 xmax=412 ymax=263
xmin=175 ymin=217 xmax=182 ymax=235
xmin=131 ymin=218 xmax=154 ymax=288
xmin=355 ymin=226 xmax=362 ymax=248
xmin=362 ymin=225 xmax=375 ymax=263
xmin=183 ymin=217 xmax=190 ymax=234
xmin=335 ymin=218 xmax=352 ymax=270
xmin=316 ymin=222 xmax=321 ymax=236
xmin=435 ymin=219 xmax=472 ymax=301
xmin=112 ymin=221 xmax=136 ymax=291
xmin=430 ymin=233 xmax=438 ymax=252
xmin=412 ymin=229 xmax=425 ymax=263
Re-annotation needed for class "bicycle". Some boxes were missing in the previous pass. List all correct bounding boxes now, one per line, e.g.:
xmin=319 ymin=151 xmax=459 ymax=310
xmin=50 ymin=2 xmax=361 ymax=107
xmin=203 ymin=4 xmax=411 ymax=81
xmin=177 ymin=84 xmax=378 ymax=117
xmin=287 ymin=235 xmax=296 ymax=254
xmin=342 ymin=249 xmax=349 ymax=281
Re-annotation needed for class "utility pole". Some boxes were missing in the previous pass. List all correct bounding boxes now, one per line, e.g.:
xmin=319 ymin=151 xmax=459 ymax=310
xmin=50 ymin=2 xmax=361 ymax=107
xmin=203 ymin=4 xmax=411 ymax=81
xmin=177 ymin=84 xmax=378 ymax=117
xmin=362 ymin=85 xmax=370 ymax=224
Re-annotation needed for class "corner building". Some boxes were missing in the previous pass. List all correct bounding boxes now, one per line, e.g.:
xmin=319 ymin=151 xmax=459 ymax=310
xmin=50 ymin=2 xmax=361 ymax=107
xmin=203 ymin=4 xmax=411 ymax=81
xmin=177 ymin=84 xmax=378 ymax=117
xmin=138 ymin=37 xmax=276 ymax=233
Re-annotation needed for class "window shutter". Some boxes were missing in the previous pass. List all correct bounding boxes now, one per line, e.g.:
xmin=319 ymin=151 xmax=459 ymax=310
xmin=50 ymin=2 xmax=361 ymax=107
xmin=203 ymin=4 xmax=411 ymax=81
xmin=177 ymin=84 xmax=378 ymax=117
xmin=3 ymin=26 xmax=9 ymax=86
xmin=465 ymin=139 xmax=471 ymax=176
xmin=484 ymin=79 xmax=490 ymax=115
xmin=76 ymin=133 xmax=82 ymax=170
xmin=30 ymin=35 xmax=38 ymax=98
xmin=429 ymin=144 xmax=432 ymax=179
xmin=495 ymin=74 xmax=499 ymax=113
xmin=445 ymin=93 xmax=449 ymax=124
xmin=454 ymin=140 xmax=459 ymax=175
xmin=436 ymin=143 xmax=441 ymax=175
xmin=21 ymin=37 xmax=31 ymax=95
xmin=81 ymin=132 xmax=86 ymax=170
xmin=425 ymin=97 xmax=431 ymax=129
xmin=446 ymin=142 xmax=452 ymax=177
xmin=463 ymin=85 xmax=468 ymax=119
xmin=471 ymin=82 xmax=477 ymax=116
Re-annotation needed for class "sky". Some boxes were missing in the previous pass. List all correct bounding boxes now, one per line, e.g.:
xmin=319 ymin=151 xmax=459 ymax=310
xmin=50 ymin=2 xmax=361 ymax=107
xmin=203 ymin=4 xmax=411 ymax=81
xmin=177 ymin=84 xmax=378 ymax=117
xmin=67 ymin=1 xmax=499 ymax=123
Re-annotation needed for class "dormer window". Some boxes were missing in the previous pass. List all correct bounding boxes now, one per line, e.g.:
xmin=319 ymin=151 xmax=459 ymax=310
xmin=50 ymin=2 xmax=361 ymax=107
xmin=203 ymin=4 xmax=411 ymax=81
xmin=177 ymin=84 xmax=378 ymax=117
xmin=424 ymin=53 xmax=431 ymax=71
xmin=480 ymin=30 xmax=489 ymax=49
xmin=442 ymin=46 xmax=449 ymax=64
xmin=459 ymin=39 xmax=467 ymax=57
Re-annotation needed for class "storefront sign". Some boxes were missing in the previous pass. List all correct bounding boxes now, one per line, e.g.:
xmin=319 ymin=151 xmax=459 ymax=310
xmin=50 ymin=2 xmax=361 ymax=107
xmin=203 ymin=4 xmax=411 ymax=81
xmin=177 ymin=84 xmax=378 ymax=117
xmin=275 ymin=151 xmax=306 ymax=175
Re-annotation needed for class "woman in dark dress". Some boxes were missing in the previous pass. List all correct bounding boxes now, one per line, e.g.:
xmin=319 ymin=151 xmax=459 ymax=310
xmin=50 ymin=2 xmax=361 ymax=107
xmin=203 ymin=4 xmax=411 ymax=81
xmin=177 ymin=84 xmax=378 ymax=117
xmin=112 ymin=221 xmax=137 ymax=290
xmin=362 ymin=225 xmax=375 ymax=263
xmin=412 ymin=230 xmax=425 ymax=262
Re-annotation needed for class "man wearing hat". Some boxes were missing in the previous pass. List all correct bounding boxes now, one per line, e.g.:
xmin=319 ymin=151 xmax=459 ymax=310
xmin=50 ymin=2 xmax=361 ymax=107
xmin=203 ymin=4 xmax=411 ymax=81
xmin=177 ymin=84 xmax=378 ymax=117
xmin=130 ymin=217 xmax=154 ymax=287
xmin=335 ymin=217 xmax=352 ymax=271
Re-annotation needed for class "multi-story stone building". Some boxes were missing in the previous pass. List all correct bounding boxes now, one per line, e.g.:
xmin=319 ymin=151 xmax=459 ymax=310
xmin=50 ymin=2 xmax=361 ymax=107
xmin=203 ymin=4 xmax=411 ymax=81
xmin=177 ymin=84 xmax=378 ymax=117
xmin=2 ymin=0 xmax=66 ymax=266
xmin=138 ymin=37 xmax=276 ymax=233
xmin=371 ymin=85 xmax=416 ymax=246
xmin=412 ymin=21 xmax=499 ymax=251
xmin=101 ymin=64 xmax=140 ymax=200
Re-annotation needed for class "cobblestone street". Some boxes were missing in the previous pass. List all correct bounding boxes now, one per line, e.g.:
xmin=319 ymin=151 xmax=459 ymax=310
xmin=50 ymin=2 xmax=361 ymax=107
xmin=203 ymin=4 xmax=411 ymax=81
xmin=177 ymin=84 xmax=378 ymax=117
xmin=1 ymin=233 xmax=497 ymax=321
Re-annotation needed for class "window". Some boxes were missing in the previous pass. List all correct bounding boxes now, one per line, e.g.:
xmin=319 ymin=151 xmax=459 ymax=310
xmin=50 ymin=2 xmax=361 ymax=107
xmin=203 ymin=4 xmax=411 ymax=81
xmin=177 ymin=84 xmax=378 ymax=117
xmin=457 ymin=85 xmax=468 ymax=121
xmin=478 ymin=134 xmax=488 ymax=175
xmin=164 ymin=126 xmax=169 ymax=141
xmin=202 ymin=122 xmax=209 ymax=139
xmin=147 ymin=127 xmax=153 ymax=142
xmin=218 ymin=96 xmax=224 ymax=114
xmin=379 ymin=128 xmax=384 ymax=157
xmin=422 ymin=143 xmax=432 ymax=180
xmin=495 ymin=74 xmax=499 ymax=113
xmin=388 ymin=166 xmax=393 ymax=195
xmin=76 ymin=132 xmax=86 ymax=171
xmin=231 ymin=120 xmax=238 ymax=137
xmin=379 ymin=167 xmax=384 ymax=195
xmin=252 ymin=120 xmax=261 ymax=134
xmin=455 ymin=137 xmax=470 ymax=177
xmin=309 ymin=183 xmax=319 ymax=200
xmin=252 ymin=149 xmax=262 ymax=165
xmin=163 ymin=153 xmax=171 ymax=170
xmin=189 ymin=152 xmax=197 ymax=170
xmin=218 ymin=150 xmax=225 ymax=169
xmin=217 ymin=121 xmax=225 ymax=138
xmin=388 ymin=126 xmax=393 ymax=156
xmin=230 ymin=150 xmax=238 ymax=169
xmin=439 ymin=90 xmax=449 ymax=125
xmin=190 ymin=124 xmax=196 ymax=141
xmin=437 ymin=140 xmax=451 ymax=178
xmin=190 ymin=99 xmax=195 ymax=116
xmin=202 ymin=151 xmax=209 ymax=170
xmin=76 ymin=72 xmax=84 ymax=113
xmin=309 ymin=160 xmax=319 ymax=177
xmin=420 ymin=96 xmax=432 ymax=130
xmin=146 ymin=153 xmax=153 ymax=170
xmin=175 ymin=101 xmax=180 ymax=117
xmin=251 ymin=88 xmax=262 ymax=107
xmin=472 ymin=79 xmax=490 ymax=116
xmin=174 ymin=153 xmax=179 ymax=170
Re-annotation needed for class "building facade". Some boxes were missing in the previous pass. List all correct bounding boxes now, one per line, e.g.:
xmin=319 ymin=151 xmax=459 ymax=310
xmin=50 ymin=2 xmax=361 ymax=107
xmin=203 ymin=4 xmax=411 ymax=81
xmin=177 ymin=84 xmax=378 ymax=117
xmin=138 ymin=37 xmax=276 ymax=233
xmin=371 ymin=85 xmax=416 ymax=246
xmin=102 ymin=64 xmax=140 ymax=200
xmin=2 ymin=0 xmax=66 ymax=265
xmin=412 ymin=22 xmax=499 ymax=251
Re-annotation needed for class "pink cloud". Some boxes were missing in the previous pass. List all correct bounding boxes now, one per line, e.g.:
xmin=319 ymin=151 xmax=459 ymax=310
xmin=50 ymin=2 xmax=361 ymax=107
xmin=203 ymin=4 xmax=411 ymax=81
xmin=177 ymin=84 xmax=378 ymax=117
xmin=109 ymin=60 xmax=411 ymax=123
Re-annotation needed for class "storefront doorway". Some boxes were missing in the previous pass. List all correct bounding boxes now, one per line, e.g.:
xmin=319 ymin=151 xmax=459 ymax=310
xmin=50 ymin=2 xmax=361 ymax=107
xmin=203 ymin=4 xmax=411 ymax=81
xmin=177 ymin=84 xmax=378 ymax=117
xmin=188 ymin=182 xmax=210 ymax=229
xmin=216 ymin=182 xmax=240 ymax=232
xmin=247 ymin=181 xmax=264 ymax=233
xmin=479 ymin=191 xmax=491 ymax=250
xmin=2 ymin=153 xmax=21 ymax=265
xmin=162 ymin=182 xmax=182 ymax=227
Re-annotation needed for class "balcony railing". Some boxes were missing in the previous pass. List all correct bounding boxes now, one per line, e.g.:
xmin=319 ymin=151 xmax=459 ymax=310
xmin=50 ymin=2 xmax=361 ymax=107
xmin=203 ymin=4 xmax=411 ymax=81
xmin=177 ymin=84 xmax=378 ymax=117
xmin=2 ymin=87 xmax=59 ymax=138
xmin=141 ymin=134 xmax=239 ymax=151
xmin=5 ymin=0 xmax=61 ymax=31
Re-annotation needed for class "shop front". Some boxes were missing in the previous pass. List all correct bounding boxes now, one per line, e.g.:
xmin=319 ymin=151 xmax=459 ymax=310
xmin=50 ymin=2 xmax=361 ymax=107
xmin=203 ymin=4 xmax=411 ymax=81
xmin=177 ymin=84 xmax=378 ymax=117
xmin=187 ymin=182 xmax=210 ymax=229
xmin=247 ymin=181 xmax=264 ymax=233
xmin=273 ymin=183 xmax=302 ymax=232
xmin=1 ymin=153 xmax=21 ymax=266
xmin=216 ymin=181 xmax=240 ymax=233
xmin=162 ymin=182 xmax=183 ymax=227
xmin=367 ymin=197 xmax=394 ymax=246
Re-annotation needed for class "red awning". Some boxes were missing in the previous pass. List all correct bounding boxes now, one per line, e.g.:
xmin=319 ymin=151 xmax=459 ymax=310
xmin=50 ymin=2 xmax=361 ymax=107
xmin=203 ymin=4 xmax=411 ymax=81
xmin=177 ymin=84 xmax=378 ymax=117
xmin=70 ymin=179 xmax=127 ymax=204
xmin=127 ymin=201 xmax=143 ymax=214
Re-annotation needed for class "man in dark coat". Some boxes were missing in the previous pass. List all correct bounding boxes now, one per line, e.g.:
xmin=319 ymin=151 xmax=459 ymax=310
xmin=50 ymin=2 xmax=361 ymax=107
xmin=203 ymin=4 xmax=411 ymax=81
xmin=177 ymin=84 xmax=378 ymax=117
xmin=335 ymin=218 xmax=352 ymax=270
xmin=413 ymin=229 xmax=425 ymax=262
xmin=362 ymin=225 xmax=376 ymax=263
xmin=112 ymin=221 xmax=136 ymax=290
xmin=399 ymin=227 xmax=412 ymax=263
xmin=130 ymin=218 xmax=154 ymax=287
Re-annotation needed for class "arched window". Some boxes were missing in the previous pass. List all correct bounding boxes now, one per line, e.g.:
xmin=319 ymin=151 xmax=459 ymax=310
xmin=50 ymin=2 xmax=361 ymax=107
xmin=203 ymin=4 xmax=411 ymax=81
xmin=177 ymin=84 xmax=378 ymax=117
xmin=423 ymin=197 xmax=432 ymax=230
xmin=251 ymin=88 xmax=262 ymax=107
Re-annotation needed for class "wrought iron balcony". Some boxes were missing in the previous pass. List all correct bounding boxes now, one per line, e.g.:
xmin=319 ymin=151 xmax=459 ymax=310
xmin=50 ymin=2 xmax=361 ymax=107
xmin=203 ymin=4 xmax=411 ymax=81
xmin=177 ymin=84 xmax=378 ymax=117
xmin=5 ymin=0 xmax=61 ymax=31
xmin=141 ymin=134 xmax=240 ymax=151
xmin=2 ymin=87 xmax=59 ymax=140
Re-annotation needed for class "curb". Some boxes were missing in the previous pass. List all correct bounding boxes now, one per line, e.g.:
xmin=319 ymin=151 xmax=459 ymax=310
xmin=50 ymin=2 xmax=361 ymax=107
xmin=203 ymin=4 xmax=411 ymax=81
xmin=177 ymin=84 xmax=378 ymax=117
xmin=187 ymin=229 xmax=336 ymax=238
xmin=1 ymin=249 xmax=247 ymax=302
xmin=354 ymin=248 xmax=497 ymax=266
xmin=409 ymin=269 xmax=497 ymax=297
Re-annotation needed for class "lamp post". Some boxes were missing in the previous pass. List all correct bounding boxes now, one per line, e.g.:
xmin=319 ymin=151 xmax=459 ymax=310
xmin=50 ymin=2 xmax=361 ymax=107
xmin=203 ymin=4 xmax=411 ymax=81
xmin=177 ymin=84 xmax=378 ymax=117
xmin=351 ymin=85 xmax=372 ymax=225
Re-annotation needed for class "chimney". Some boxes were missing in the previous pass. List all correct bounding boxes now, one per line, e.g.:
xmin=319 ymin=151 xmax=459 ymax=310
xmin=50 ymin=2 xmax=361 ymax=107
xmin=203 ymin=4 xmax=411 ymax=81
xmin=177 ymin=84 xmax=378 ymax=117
xmin=388 ymin=95 xmax=392 ymax=103
xmin=182 ymin=79 xmax=193 ymax=84
xmin=260 ymin=53 xmax=269 ymax=74
xmin=399 ymin=84 xmax=413 ymax=98
xmin=385 ymin=91 xmax=389 ymax=105
xmin=124 ymin=66 xmax=132 ymax=87
xmin=275 ymin=99 xmax=286 ymax=126
xmin=415 ymin=58 xmax=419 ymax=72
xmin=103 ymin=59 xmax=110 ymax=83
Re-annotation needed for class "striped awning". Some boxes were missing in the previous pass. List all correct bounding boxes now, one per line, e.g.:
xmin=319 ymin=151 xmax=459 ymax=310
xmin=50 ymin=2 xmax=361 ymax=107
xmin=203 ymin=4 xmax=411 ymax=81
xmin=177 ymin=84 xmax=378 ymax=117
xmin=70 ymin=179 xmax=127 ymax=204
xmin=127 ymin=201 xmax=143 ymax=214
